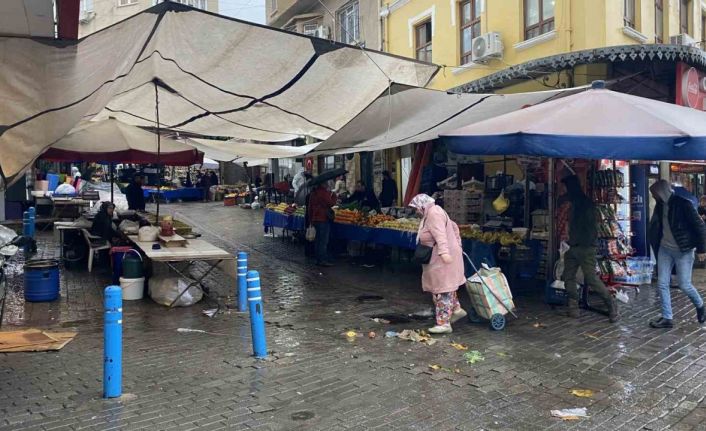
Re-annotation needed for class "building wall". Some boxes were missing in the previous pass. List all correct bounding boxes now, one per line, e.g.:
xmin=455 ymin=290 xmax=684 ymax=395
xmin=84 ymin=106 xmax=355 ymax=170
xmin=266 ymin=0 xmax=381 ymax=49
xmin=383 ymin=0 xmax=705 ymax=90
xmin=78 ymin=0 xmax=219 ymax=37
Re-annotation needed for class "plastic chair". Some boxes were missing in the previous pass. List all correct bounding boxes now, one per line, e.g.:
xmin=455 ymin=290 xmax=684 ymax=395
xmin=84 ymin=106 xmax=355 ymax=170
xmin=81 ymin=229 xmax=110 ymax=272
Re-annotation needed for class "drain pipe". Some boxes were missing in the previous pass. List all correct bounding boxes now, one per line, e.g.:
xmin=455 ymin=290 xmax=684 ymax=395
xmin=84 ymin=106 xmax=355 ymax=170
xmin=379 ymin=1 xmax=390 ymax=52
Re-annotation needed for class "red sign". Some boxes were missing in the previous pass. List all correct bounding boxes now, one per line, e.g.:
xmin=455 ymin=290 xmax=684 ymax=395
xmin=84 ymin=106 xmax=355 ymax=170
xmin=676 ymin=62 xmax=706 ymax=111
xmin=305 ymin=157 xmax=313 ymax=172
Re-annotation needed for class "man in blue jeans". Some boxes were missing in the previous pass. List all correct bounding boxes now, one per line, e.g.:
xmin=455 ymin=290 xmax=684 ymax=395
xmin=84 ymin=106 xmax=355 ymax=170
xmin=648 ymin=180 xmax=706 ymax=328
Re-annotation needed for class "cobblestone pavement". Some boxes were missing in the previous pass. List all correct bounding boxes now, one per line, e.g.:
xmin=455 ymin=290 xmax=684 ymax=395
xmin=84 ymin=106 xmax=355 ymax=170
xmin=3 ymin=202 xmax=706 ymax=430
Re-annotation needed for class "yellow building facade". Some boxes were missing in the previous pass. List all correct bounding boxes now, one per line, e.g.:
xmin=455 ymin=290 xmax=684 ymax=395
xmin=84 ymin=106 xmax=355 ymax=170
xmin=382 ymin=0 xmax=706 ymax=91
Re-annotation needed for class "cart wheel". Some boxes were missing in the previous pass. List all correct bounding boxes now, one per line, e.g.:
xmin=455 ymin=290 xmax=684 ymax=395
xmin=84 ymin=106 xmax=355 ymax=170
xmin=467 ymin=308 xmax=483 ymax=324
xmin=490 ymin=314 xmax=506 ymax=331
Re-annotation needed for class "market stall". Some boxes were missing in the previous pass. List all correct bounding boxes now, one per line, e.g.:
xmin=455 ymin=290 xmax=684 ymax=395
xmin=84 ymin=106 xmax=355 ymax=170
xmin=441 ymin=81 xmax=706 ymax=308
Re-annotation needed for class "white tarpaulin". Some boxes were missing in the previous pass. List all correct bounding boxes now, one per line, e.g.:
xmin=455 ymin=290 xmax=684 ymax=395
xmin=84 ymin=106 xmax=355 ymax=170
xmin=188 ymin=138 xmax=319 ymax=162
xmin=312 ymin=84 xmax=577 ymax=155
xmin=0 ymin=2 xmax=438 ymax=184
xmin=43 ymin=118 xmax=202 ymax=165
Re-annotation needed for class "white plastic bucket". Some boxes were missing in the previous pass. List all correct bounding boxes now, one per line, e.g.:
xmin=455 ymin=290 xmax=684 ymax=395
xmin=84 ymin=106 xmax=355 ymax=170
xmin=119 ymin=276 xmax=145 ymax=300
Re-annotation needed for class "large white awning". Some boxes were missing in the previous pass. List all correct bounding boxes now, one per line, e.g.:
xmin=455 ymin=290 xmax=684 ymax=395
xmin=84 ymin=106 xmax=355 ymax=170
xmin=0 ymin=2 xmax=438 ymax=184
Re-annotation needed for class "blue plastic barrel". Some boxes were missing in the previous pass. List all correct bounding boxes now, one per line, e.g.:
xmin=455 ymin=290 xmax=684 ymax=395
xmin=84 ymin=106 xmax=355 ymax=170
xmin=46 ymin=173 xmax=59 ymax=192
xmin=24 ymin=259 xmax=60 ymax=302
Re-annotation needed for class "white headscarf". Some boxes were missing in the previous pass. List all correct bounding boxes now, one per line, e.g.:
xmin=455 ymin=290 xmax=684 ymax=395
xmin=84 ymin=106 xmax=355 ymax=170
xmin=409 ymin=194 xmax=435 ymax=243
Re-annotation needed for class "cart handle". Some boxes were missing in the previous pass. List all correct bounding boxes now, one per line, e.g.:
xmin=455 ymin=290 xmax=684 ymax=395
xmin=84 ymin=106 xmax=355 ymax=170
xmin=463 ymin=252 xmax=518 ymax=319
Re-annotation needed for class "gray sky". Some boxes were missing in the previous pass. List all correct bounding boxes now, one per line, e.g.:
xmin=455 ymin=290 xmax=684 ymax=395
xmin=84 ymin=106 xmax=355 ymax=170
xmin=218 ymin=0 xmax=266 ymax=24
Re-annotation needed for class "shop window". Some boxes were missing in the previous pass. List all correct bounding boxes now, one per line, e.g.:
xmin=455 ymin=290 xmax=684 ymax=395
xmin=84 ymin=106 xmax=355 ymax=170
xmin=655 ymin=0 xmax=663 ymax=42
xmin=460 ymin=0 xmax=481 ymax=64
xmin=680 ymin=0 xmax=690 ymax=35
xmin=80 ymin=0 xmax=94 ymax=12
xmin=415 ymin=20 xmax=432 ymax=63
xmin=524 ymin=0 xmax=554 ymax=40
xmin=624 ymin=0 xmax=636 ymax=29
xmin=118 ymin=0 xmax=138 ymax=6
xmin=337 ymin=1 xmax=359 ymax=44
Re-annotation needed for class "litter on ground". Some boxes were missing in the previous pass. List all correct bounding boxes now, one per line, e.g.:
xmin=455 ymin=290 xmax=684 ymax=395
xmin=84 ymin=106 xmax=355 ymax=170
xmin=550 ymin=408 xmax=588 ymax=420
xmin=398 ymin=329 xmax=437 ymax=346
xmin=570 ymin=389 xmax=594 ymax=398
xmin=0 ymin=329 xmax=77 ymax=352
xmin=463 ymin=351 xmax=485 ymax=364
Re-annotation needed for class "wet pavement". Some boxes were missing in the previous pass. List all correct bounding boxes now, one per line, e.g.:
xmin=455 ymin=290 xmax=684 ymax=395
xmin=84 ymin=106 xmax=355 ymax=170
xmin=3 ymin=202 xmax=706 ymax=430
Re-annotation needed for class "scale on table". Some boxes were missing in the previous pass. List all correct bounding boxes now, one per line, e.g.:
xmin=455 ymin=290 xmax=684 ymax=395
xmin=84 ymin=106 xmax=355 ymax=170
xmin=483 ymin=217 xmax=513 ymax=232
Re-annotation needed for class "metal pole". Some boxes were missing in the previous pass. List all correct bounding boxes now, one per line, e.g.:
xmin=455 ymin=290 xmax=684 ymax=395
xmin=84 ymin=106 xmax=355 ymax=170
xmin=524 ymin=165 xmax=530 ymax=236
xmin=110 ymin=163 xmax=114 ymax=203
xmin=547 ymin=159 xmax=556 ymax=282
xmin=103 ymin=285 xmax=122 ymax=398
xmin=154 ymin=82 xmax=162 ymax=222
xmin=246 ymin=270 xmax=267 ymax=358
xmin=237 ymin=252 xmax=248 ymax=312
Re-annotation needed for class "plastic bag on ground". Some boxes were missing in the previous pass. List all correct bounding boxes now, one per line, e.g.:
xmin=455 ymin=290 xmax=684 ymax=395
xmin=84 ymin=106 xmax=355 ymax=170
xmin=149 ymin=276 xmax=203 ymax=307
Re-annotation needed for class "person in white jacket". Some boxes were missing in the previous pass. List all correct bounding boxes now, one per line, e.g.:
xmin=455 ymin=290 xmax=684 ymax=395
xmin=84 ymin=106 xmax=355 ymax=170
xmin=292 ymin=168 xmax=307 ymax=195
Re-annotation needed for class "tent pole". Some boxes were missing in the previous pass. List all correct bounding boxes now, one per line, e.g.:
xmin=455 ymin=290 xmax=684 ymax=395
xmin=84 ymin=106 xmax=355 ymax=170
xmin=154 ymin=81 xmax=161 ymax=222
xmin=547 ymin=158 xmax=555 ymax=283
xmin=110 ymin=163 xmax=114 ymax=203
xmin=523 ymin=165 xmax=530 ymax=236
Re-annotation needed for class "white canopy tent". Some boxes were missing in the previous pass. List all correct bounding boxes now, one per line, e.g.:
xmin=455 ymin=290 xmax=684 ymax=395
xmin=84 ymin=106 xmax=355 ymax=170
xmin=187 ymin=138 xmax=319 ymax=163
xmin=0 ymin=2 xmax=438 ymax=185
xmin=312 ymin=84 xmax=579 ymax=155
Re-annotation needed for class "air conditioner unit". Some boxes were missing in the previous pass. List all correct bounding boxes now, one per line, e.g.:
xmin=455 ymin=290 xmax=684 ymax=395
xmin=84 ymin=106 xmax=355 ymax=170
xmin=79 ymin=10 xmax=95 ymax=23
xmin=316 ymin=25 xmax=330 ymax=39
xmin=670 ymin=33 xmax=697 ymax=47
xmin=471 ymin=32 xmax=503 ymax=63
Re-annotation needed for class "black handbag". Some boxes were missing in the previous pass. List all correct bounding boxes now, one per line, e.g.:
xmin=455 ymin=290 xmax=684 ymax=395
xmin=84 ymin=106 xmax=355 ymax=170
xmin=412 ymin=244 xmax=434 ymax=265
xmin=412 ymin=214 xmax=448 ymax=265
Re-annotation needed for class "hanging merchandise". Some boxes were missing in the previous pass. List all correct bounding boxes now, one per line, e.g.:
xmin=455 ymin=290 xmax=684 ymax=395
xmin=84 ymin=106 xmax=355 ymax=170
xmin=492 ymin=190 xmax=510 ymax=214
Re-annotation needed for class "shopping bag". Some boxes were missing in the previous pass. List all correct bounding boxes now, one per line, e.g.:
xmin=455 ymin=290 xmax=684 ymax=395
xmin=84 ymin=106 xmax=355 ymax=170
xmin=492 ymin=191 xmax=509 ymax=214
xmin=466 ymin=265 xmax=514 ymax=319
xmin=305 ymin=225 xmax=316 ymax=242
xmin=554 ymin=241 xmax=584 ymax=285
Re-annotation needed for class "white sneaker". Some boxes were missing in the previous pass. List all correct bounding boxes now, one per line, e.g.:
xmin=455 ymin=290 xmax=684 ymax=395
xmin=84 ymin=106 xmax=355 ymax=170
xmin=428 ymin=324 xmax=452 ymax=334
xmin=450 ymin=308 xmax=468 ymax=323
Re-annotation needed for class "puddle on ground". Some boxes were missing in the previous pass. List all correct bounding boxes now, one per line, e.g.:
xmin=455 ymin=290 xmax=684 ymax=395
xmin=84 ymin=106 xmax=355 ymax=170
xmin=357 ymin=295 xmax=384 ymax=302
xmin=369 ymin=312 xmax=434 ymax=324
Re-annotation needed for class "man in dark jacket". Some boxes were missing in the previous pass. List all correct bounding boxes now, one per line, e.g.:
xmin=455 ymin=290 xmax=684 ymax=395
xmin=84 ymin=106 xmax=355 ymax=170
xmin=125 ymin=175 xmax=146 ymax=211
xmin=648 ymin=179 xmax=706 ymax=328
xmin=561 ymin=175 xmax=619 ymax=322
xmin=379 ymin=171 xmax=398 ymax=207
xmin=308 ymin=183 xmax=337 ymax=267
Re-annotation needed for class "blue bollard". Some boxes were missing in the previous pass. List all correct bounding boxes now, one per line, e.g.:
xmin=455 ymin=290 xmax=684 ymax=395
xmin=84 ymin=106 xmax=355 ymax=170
xmin=103 ymin=285 xmax=122 ymax=398
xmin=246 ymin=270 xmax=267 ymax=358
xmin=22 ymin=211 xmax=31 ymax=237
xmin=237 ymin=252 xmax=248 ymax=312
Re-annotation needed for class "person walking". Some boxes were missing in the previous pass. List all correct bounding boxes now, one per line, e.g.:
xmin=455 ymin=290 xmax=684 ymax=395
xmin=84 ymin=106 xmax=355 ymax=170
xmin=561 ymin=175 xmax=619 ymax=322
xmin=125 ymin=174 xmax=146 ymax=211
xmin=307 ymin=182 xmax=337 ymax=267
xmin=410 ymin=194 xmax=467 ymax=334
xmin=648 ymin=179 xmax=706 ymax=328
xmin=379 ymin=170 xmax=398 ymax=207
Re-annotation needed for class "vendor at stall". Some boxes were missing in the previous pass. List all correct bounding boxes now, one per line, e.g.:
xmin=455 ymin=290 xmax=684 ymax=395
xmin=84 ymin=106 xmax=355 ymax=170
xmin=125 ymin=174 xmax=146 ymax=211
xmin=91 ymin=202 xmax=124 ymax=245
xmin=345 ymin=181 xmax=380 ymax=211
xmin=379 ymin=171 xmax=398 ymax=207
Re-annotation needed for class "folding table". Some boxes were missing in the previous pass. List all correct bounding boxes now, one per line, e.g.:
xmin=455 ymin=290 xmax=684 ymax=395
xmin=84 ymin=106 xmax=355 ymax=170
xmin=128 ymin=236 xmax=233 ymax=307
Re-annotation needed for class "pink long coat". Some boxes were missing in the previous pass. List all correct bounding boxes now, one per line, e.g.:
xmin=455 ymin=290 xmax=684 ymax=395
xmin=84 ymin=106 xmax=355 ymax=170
xmin=417 ymin=203 xmax=466 ymax=294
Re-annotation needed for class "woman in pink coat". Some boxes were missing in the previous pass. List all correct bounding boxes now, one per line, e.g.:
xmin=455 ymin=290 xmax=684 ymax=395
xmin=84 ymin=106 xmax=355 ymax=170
xmin=410 ymin=194 xmax=467 ymax=334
